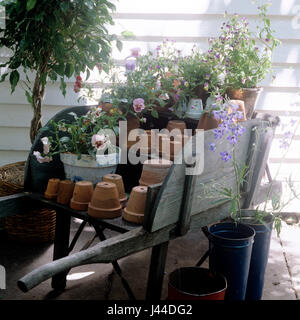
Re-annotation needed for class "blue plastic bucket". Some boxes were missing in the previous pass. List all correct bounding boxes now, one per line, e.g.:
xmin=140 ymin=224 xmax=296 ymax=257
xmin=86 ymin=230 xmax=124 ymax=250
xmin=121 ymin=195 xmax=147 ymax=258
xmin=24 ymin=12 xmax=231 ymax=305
xmin=208 ymin=222 xmax=255 ymax=300
xmin=239 ymin=211 xmax=274 ymax=300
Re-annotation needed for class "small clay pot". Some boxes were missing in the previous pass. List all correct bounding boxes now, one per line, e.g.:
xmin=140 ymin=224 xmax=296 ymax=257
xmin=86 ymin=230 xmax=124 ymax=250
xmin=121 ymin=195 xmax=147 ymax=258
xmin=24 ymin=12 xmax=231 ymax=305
xmin=88 ymin=182 xmax=122 ymax=219
xmin=196 ymin=113 xmax=221 ymax=131
xmin=57 ymin=180 xmax=75 ymax=205
xmin=228 ymin=100 xmax=247 ymax=122
xmin=70 ymin=181 xmax=94 ymax=211
xmin=102 ymin=174 xmax=127 ymax=207
xmin=123 ymin=186 xmax=148 ymax=224
xmin=166 ymin=120 xmax=187 ymax=134
xmin=139 ymin=158 xmax=173 ymax=186
xmin=44 ymin=178 xmax=60 ymax=200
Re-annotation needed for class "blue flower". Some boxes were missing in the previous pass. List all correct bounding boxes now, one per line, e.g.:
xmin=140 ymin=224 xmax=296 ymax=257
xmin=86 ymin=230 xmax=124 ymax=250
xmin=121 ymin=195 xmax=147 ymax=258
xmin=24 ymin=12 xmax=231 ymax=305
xmin=227 ymin=135 xmax=237 ymax=145
xmin=209 ymin=142 xmax=216 ymax=151
xmin=220 ymin=151 xmax=232 ymax=162
xmin=214 ymin=128 xmax=224 ymax=139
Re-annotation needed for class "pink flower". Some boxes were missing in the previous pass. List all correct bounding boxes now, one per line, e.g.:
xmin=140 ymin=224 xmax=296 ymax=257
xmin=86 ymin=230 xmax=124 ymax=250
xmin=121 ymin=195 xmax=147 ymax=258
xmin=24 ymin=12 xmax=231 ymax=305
xmin=33 ymin=151 xmax=52 ymax=163
xmin=130 ymin=47 xmax=141 ymax=57
xmin=91 ymin=134 xmax=106 ymax=150
xmin=133 ymin=98 xmax=145 ymax=113
xmin=41 ymin=137 xmax=50 ymax=155
xmin=241 ymin=78 xmax=246 ymax=84
xmin=76 ymin=75 xmax=82 ymax=81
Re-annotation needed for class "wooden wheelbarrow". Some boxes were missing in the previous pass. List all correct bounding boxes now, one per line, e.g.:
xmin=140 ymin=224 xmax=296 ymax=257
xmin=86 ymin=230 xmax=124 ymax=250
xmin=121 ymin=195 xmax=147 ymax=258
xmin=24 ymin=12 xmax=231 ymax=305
xmin=0 ymin=106 xmax=282 ymax=300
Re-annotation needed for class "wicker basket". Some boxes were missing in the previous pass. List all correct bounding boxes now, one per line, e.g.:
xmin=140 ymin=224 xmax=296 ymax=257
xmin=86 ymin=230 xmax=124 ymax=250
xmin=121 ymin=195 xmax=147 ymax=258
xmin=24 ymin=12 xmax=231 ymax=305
xmin=0 ymin=161 xmax=56 ymax=243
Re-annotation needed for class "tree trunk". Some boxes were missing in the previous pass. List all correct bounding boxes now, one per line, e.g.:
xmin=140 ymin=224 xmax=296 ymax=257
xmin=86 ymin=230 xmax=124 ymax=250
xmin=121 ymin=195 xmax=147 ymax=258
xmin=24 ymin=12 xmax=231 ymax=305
xmin=30 ymin=65 xmax=47 ymax=144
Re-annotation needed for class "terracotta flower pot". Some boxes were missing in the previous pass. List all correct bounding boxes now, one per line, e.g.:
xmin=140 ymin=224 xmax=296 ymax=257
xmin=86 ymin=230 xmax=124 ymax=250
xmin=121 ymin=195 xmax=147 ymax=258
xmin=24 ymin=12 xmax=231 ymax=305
xmin=226 ymin=87 xmax=262 ymax=119
xmin=196 ymin=113 xmax=221 ymax=131
xmin=70 ymin=181 xmax=94 ymax=211
xmin=123 ymin=186 xmax=148 ymax=224
xmin=88 ymin=182 xmax=122 ymax=219
xmin=44 ymin=178 xmax=60 ymax=200
xmin=166 ymin=120 xmax=187 ymax=134
xmin=228 ymin=100 xmax=247 ymax=122
xmin=139 ymin=158 xmax=173 ymax=186
xmin=102 ymin=174 xmax=127 ymax=207
xmin=56 ymin=180 xmax=75 ymax=205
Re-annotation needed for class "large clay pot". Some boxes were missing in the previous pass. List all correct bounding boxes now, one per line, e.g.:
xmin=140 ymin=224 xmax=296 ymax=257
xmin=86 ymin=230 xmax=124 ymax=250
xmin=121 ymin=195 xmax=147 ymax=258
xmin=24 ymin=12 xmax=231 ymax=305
xmin=123 ymin=186 xmax=148 ymax=224
xmin=102 ymin=173 xmax=127 ymax=208
xmin=139 ymin=158 xmax=173 ymax=186
xmin=60 ymin=150 xmax=120 ymax=186
xmin=70 ymin=181 xmax=94 ymax=211
xmin=56 ymin=180 xmax=75 ymax=205
xmin=44 ymin=178 xmax=60 ymax=200
xmin=88 ymin=181 xmax=122 ymax=219
xmin=196 ymin=113 xmax=221 ymax=131
xmin=226 ymin=87 xmax=262 ymax=119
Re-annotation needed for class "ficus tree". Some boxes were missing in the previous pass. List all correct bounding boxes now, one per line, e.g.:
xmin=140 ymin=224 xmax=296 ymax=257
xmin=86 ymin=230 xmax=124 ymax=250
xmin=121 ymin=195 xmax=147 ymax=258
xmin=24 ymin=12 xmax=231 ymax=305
xmin=0 ymin=0 xmax=122 ymax=143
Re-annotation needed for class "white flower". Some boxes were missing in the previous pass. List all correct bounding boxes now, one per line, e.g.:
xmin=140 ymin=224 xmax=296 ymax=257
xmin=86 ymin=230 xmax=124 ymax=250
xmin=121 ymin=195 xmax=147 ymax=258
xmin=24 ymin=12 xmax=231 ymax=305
xmin=41 ymin=137 xmax=50 ymax=155
xmin=33 ymin=151 xmax=52 ymax=163
xmin=91 ymin=134 xmax=107 ymax=150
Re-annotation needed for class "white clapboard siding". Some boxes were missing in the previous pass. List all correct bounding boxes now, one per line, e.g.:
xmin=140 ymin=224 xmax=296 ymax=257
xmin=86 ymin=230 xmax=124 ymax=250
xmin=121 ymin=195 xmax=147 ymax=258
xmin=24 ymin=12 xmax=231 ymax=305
xmin=0 ymin=0 xmax=300 ymax=175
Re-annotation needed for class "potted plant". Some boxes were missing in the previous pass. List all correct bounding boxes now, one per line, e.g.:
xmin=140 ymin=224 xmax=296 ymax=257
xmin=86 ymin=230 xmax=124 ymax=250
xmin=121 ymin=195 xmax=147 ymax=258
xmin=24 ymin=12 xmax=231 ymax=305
xmin=177 ymin=48 xmax=223 ymax=111
xmin=0 ymin=0 xmax=121 ymax=144
xmin=32 ymin=106 xmax=124 ymax=185
xmin=209 ymin=3 xmax=280 ymax=119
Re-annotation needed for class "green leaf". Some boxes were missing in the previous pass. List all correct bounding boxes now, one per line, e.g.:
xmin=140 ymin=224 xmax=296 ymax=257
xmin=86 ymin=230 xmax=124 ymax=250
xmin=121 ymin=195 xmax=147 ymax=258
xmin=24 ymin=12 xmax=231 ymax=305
xmin=60 ymin=77 xmax=67 ymax=97
xmin=9 ymin=70 xmax=20 ymax=93
xmin=53 ymin=64 xmax=65 ymax=77
xmin=60 ymin=136 xmax=70 ymax=144
xmin=65 ymin=62 xmax=74 ymax=78
xmin=25 ymin=91 xmax=33 ymax=104
xmin=151 ymin=109 xmax=159 ymax=118
xmin=26 ymin=0 xmax=37 ymax=11
xmin=116 ymin=39 xmax=123 ymax=52
xmin=121 ymin=30 xmax=135 ymax=39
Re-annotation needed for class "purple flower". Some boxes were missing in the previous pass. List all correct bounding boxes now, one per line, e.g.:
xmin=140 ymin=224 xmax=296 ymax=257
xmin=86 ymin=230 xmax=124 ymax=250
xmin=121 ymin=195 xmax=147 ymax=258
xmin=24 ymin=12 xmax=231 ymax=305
xmin=214 ymin=128 xmax=224 ymax=139
xmin=220 ymin=151 xmax=232 ymax=162
xmin=284 ymin=131 xmax=293 ymax=139
xmin=125 ymin=60 xmax=136 ymax=72
xmin=174 ymin=94 xmax=180 ymax=102
xmin=156 ymin=64 xmax=161 ymax=69
xmin=241 ymin=78 xmax=246 ymax=84
xmin=290 ymin=119 xmax=297 ymax=126
xmin=133 ymin=98 xmax=145 ymax=113
xmin=227 ymin=135 xmax=237 ymax=145
xmin=279 ymin=139 xmax=289 ymax=149
xmin=265 ymin=38 xmax=270 ymax=43
xmin=205 ymin=73 xmax=211 ymax=80
xmin=209 ymin=142 xmax=216 ymax=151
xmin=232 ymin=125 xmax=245 ymax=136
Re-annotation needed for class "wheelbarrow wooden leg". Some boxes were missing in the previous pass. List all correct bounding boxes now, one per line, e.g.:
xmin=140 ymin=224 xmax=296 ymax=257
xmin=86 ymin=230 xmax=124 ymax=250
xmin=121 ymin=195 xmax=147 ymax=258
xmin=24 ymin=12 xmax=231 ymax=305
xmin=145 ymin=241 xmax=169 ymax=301
xmin=51 ymin=209 xmax=71 ymax=291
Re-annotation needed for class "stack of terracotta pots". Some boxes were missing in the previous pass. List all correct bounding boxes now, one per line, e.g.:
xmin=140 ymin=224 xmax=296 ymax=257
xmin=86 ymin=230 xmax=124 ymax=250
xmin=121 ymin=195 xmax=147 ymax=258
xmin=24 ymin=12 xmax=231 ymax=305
xmin=88 ymin=181 xmax=122 ymax=219
xmin=44 ymin=173 xmax=128 ymax=219
xmin=70 ymin=181 xmax=94 ymax=211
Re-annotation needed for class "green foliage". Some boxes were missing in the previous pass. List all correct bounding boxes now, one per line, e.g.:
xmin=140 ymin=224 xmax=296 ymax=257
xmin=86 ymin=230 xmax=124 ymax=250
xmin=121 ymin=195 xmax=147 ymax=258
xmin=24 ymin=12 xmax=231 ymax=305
xmin=0 ymin=0 xmax=119 ymax=142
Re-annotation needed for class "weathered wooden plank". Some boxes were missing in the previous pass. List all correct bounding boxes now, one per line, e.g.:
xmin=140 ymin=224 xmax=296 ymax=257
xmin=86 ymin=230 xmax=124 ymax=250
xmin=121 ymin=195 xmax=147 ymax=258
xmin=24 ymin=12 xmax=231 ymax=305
xmin=243 ymin=127 xmax=275 ymax=208
xmin=0 ymin=193 xmax=28 ymax=218
xmin=17 ymin=224 xmax=176 ymax=292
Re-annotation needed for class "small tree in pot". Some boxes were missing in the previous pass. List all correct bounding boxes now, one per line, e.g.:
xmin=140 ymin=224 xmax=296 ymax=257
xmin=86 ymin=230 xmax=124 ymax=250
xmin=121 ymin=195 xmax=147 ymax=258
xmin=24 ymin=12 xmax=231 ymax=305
xmin=0 ymin=0 xmax=121 ymax=143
